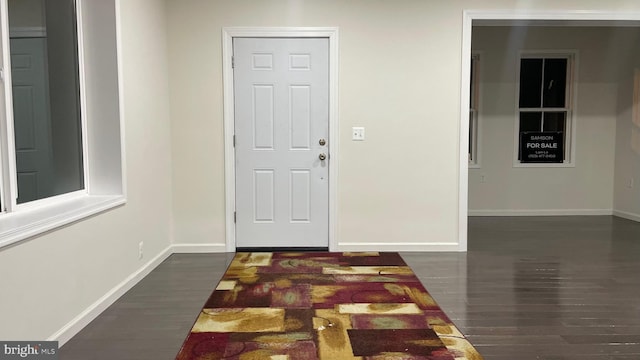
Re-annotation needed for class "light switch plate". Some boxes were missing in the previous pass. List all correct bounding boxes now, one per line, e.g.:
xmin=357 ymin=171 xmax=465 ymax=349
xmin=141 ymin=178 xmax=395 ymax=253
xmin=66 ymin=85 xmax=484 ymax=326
xmin=352 ymin=127 xmax=365 ymax=141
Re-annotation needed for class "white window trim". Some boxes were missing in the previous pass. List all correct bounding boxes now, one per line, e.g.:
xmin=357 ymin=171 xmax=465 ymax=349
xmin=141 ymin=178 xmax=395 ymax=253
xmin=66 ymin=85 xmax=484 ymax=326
xmin=0 ymin=196 xmax=125 ymax=248
xmin=512 ymin=50 xmax=578 ymax=168
xmin=0 ymin=0 xmax=126 ymax=249
xmin=469 ymin=52 xmax=482 ymax=169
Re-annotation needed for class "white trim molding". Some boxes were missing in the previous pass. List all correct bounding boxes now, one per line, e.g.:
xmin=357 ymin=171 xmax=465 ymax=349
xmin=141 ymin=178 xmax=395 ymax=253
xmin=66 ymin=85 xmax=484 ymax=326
xmin=0 ymin=195 xmax=125 ymax=248
xmin=172 ymin=243 xmax=228 ymax=253
xmin=613 ymin=210 xmax=640 ymax=223
xmin=338 ymin=242 xmax=462 ymax=252
xmin=466 ymin=10 xmax=640 ymax=23
xmin=469 ymin=209 xmax=613 ymax=217
xmin=49 ymin=245 xmax=173 ymax=346
xmin=460 ymin=9 xmax=640 ymax=252
xmin=222 ymin=27 xmax=340 ymax=252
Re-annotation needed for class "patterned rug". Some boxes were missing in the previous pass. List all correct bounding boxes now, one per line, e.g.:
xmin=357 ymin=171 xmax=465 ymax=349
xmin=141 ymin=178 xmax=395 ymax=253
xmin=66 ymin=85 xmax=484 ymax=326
xmin=176 ymin=252 xmax=483 ymax=360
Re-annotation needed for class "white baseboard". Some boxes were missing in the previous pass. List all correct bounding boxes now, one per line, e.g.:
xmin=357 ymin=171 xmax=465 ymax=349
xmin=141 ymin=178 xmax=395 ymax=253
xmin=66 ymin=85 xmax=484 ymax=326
xmin=613 ymin=210 xmax=640 ymax=222
xmin=171 ymin=243 xmax=227 ymax=253
xmin=44 ymin=238 xmax=473 ymax=345
xmin=49 ymin=245 xmax=173 ymax=346
xmin=337 ymin=242 xmax=462 ymax=252
xmin=49 ymin=243 xmax=225 ymax=345
xmin=468 ymin=209 xmax=613 ymax=217
xmin=45 ymin=209 xmax=638 ymax=347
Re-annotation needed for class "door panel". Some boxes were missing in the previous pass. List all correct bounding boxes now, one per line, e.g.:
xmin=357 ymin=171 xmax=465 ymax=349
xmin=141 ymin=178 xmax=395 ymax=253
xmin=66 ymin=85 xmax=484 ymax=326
xmin=290 ymin=170 xmax=311 ymax=222
xmin=234 ymin=38 xmax=329 ymax=248
xmin=290 ymin=85 xmax=311 ymax=149
xmin=254 ymin=169 xmax=275 ymax=222
xmin=253 ymin=85 xmax=274 ymax=149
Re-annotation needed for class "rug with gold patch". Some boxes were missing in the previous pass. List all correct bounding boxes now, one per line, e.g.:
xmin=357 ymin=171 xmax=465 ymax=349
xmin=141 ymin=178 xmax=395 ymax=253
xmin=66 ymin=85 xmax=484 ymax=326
xmin=175 ymin=252 xmax=483 ymax=360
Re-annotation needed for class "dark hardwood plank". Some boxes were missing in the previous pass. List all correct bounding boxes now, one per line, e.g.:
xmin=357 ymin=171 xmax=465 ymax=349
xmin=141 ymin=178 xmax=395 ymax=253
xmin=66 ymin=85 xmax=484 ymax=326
xmin=60 ymin=216 xmax=640 ymax=359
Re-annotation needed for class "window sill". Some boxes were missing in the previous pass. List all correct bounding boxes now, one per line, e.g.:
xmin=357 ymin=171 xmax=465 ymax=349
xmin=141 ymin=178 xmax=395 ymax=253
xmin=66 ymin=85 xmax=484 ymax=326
xmin=513 ymin=162 xmax=575 ymax=168
xmin=0 ymin=195 xmax=126 ymax=249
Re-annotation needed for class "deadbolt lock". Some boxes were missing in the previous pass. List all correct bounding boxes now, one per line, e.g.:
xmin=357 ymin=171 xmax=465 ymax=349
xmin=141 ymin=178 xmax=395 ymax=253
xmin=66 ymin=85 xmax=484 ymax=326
xmin=319 ymin=139 xmax=326 ymax=146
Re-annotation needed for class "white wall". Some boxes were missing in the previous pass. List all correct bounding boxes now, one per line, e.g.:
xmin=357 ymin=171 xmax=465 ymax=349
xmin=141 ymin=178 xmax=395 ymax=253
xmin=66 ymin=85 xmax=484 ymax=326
xmin=469 ymin=26 xmax=638 ymax=215
xmin=167 ymin=0 xmax=640 ymax=251
xmin=166 ymin=0 xmax=465 ymax=251
xmin=0 ymin=0 xmax=173 ymax=341
xmin=614 ymin=32 xmax=640 ymax=221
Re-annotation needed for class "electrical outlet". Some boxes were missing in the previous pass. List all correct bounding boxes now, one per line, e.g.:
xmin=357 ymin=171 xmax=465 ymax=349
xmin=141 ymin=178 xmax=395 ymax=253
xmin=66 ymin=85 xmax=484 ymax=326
xmin=480 ymin=174 xmax=486 ymax=183
xmin=352 ymin=127 xmax=365 ymax=141
xmin=138 ymin=241 xmax=144 ymax=260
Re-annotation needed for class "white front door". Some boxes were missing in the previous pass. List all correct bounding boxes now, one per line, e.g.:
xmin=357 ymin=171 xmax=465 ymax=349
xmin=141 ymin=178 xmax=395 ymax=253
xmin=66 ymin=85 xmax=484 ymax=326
xmin=234 ymin=37 xmax=329 ymax=248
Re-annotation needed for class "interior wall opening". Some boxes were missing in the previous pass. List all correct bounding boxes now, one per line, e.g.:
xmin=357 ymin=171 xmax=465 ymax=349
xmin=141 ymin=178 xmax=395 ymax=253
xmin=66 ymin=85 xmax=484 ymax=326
xmin=466 ymin=19 xmax=640 ymax=249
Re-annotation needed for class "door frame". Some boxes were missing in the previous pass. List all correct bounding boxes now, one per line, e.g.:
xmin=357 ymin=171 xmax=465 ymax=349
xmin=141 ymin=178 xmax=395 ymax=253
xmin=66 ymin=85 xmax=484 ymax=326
xmin=460 ymin=10 xmax=640 ymax=251
xmin=222 ymin=27 xmax=339 ymax=252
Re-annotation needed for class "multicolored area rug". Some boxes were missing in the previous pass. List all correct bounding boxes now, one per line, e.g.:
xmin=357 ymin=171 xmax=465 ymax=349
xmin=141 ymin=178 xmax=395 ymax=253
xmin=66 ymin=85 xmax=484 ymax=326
xmin=176 ymin=252 xmax=483 ymax=360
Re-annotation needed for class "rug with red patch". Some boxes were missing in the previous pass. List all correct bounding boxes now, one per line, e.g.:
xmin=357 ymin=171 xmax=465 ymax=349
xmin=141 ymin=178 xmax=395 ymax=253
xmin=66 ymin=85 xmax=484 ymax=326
xmin=175 ymin=252 xmax=483 ymax=360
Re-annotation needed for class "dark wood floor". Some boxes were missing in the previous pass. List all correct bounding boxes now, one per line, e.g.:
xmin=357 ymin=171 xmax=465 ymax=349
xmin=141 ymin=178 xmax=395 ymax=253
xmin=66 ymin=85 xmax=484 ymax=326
xmin=59 ymin=216 xmax=640 ymax=359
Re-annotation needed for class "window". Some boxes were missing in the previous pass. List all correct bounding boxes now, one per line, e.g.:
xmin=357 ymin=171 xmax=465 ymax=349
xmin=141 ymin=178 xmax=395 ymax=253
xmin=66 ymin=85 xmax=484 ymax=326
xmin=1 ymin=0 xmax=84 ymax=210
xmin=0 ymin=0 xmax=125 ymax=248
xmin=469 ymin=54 xmax=479 ymax=166
xmin=516 ymin=53 xmax=574 ymax=165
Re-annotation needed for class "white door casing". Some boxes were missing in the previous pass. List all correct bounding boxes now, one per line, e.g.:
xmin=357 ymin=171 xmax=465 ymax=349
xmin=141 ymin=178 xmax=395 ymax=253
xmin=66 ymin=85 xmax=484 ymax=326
xmin=234 ymin=37 xmax=329 ymax=248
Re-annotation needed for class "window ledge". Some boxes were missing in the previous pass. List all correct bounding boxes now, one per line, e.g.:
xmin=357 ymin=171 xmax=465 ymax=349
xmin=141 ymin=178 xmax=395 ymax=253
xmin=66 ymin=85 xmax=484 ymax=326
xmin=0 ymin=195 xmax=125 ymax=249
xmin=513 ymin=162 xmax=576 ymax=168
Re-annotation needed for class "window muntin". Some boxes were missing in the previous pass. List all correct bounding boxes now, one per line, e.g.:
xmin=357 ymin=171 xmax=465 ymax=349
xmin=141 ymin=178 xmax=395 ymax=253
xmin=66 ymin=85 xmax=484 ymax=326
xmin=517 ymin=54 xmax=573 ymax=164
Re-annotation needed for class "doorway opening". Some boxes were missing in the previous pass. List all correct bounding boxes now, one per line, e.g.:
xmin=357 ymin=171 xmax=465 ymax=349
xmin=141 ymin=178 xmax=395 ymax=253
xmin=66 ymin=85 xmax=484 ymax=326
xmin=461 ymin=12 xmax=640 ymax=251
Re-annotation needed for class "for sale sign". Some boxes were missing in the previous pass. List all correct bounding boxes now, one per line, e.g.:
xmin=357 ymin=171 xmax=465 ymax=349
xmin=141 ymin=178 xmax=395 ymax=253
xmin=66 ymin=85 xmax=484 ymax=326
xmin=520 ymin=132 xmax=564 ymax=163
